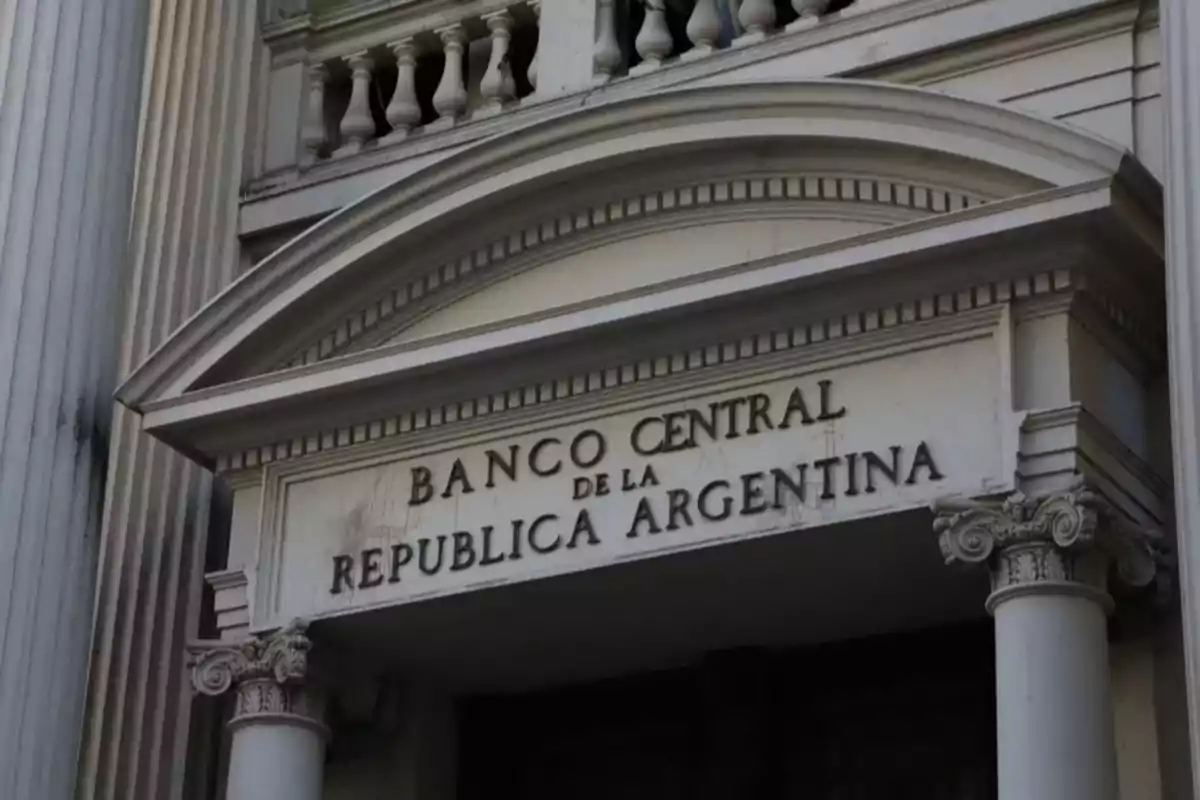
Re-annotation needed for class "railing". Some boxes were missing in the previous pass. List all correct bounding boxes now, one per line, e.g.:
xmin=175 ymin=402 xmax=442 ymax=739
xmin=293 ymin=1 xmax=541 ymax=166
xmin=254 ymin=0 xmax=869 ymax=180
xmin=595 ymin=0 xmax=857 ymax=79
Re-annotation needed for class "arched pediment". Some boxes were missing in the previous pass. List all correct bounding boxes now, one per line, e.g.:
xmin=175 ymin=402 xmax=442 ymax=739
xmin=118 ymin=79 xmax=1151 ymax=449
xmin=274 ymin=141 xmax=1021 ymax=368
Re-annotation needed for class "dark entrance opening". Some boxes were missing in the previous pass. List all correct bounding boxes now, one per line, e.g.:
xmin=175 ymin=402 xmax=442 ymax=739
xmin=458 ymin=622 xmax=996 ymax=799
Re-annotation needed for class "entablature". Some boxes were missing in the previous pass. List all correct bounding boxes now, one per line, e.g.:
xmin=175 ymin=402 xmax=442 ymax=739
xmin=136 ymin=179 xmax=1160 ymax=469
xmin=123 ymin=80 xmax=1164 ymax=524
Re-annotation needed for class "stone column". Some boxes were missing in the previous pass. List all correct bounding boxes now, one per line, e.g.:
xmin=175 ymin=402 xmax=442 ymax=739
xmin=76 ymin=2 xmax=260 ymax=798
xmin=934 ymin=482 xmax=1161 ymax=800
xmin=1160 ymin=0 xmax=1200 ymax=793
xmin=187 ymin=621 xmax=328 ymax=800
xmin=0 ymin=3 xmax=148 ymax=800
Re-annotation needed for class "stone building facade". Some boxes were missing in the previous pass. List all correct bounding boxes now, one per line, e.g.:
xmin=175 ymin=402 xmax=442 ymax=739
xmin=2 ymin=0 xmax=1200 ymax=799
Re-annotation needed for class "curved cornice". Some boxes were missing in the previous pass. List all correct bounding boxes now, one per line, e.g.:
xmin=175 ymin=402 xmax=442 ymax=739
xmin=116 ymin=79 xmax=1140 ymax=411
xmin=273 ymin=174 xmax=974 ymax=372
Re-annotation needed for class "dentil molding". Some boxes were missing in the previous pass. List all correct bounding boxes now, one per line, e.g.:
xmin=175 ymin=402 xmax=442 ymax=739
xmin=210 ymin=253 xmax=1161 ymax=473
xmin=215 ymin=269 xmax=1032 ymax=472
xmin=272 ymin=171 xmax=989 ymax=374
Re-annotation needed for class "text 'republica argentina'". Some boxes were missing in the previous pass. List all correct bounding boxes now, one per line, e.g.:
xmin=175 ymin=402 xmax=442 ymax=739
xmin=330 ymin=380 xmax=944 ymax=594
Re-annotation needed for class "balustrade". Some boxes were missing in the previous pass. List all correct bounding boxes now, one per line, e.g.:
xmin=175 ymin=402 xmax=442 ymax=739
xmin=271 ymin=0 xmax=867 ymax=172
xmin=298 ymin=1 xmax=540 ymax=164
xmin=598 ymin=0 xmax=854 ymax=80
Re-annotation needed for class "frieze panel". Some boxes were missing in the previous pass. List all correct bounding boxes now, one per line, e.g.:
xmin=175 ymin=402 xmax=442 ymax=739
xmin=250 ymin=305 xmax=1019 ymax=628
xmin=216 ymin=269 xmax=1068 ymax=473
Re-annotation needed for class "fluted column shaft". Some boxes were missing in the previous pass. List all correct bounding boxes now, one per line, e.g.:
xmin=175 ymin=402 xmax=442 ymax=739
xmin=76 ymin=1 xmax=259 ymax=799
xmin=1161 ymin=0 xmax=1200 ymax=793
xmin=0 ymin=2 xmax=148 ymax=799
xmin=934 ymin=483 xmax=1160 ymax=800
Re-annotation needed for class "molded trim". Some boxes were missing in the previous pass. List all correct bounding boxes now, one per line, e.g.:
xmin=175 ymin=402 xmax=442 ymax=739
xmin=117 ymin=80 xmax=1140 ymax=411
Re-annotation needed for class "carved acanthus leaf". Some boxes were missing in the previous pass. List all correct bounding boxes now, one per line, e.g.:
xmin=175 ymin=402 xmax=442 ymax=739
xmin=932 ymin=479 xmax=1165 ymax=590
xmin=187 ymin=618 xmax=312 ymax=697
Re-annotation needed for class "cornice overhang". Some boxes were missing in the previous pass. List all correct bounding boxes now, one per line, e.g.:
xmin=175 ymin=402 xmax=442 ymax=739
xmin=116 ymin=80 xmax=1151 ymax=417
xmin=135 ymin=177 xmax=1160 ymax=468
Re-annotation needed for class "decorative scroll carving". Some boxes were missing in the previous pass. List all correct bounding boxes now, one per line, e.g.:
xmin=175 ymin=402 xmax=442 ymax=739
xmin=187 ymin=618 xmax=312 ymax=697
xmin=935 ymin=483 xmax=1099 ymax=563
xmin=933 ymin=480 xmax=1164 ymax=612
xmin=186 ymin=619 xmax=327 ymax=734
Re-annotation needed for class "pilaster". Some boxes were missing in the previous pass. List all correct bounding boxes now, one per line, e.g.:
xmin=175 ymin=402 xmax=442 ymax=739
xmin=1160 ymin=0 xmax=1200 ymax=791
xmin=76 ymin=1 xmax=260 ymax=799
xmin=0 ymin=2 xmax=149 ymax=799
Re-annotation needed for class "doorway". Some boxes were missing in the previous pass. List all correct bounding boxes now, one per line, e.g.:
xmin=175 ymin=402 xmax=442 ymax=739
xmin=458 ymin=622 xmax=996 ymax=799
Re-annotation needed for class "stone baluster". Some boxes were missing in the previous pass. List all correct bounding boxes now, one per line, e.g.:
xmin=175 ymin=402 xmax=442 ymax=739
xmin=300 ymin=63 xmax=329 ymax=165
xmin=527 ymin=0 xmax=542 ymax=92
xmin=480 ymin=11 xmax=516 ymax=113
xmin=793 ymin=0 xmax=832 ymax=17
xmin=188 ymin=621 xmax=329 ymax=800
xmin=789 ymin=0 xmax=832 ymax=29
xmin=432 ymin=24 xmax=468 ymax=126
xmin=735 ymin=0 xmax=775 ymax=44
xmin=685 ymin=0 xmax=722 ymax=59
xmin=933 ymin=482 xmax=1162 ymax=800
xmin=632 ymin=0 xmax=673 ymax=74
xmin=594 ymin=0 xmax=624 ymax=81
xmin=384 ymin=39 xmax=422 ymax=140
xmin=338 ymin=51 xmax=376 ymax=155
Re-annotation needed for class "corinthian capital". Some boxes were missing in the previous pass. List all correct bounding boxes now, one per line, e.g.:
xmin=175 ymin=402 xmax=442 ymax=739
xmin=187 ymin=618 xmax=312 ymax=697
xmin=932 ymin=480 xmax=1164 ymax=611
